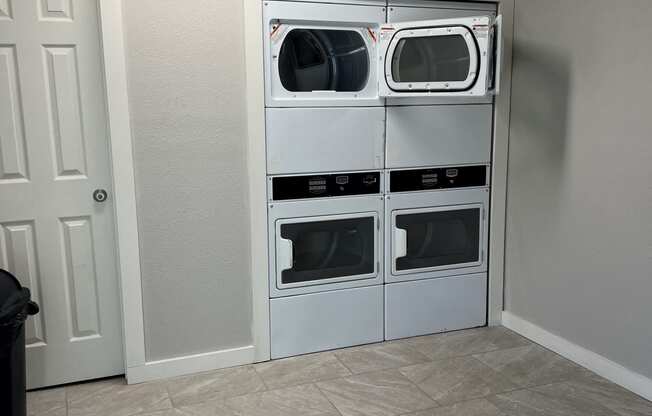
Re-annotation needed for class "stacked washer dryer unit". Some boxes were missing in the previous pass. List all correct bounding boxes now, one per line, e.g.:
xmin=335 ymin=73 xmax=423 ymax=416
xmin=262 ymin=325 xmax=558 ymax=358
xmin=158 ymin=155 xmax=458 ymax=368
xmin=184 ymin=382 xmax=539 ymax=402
xmin=382 ymin=0 xmax=502 ymax=340
xmin=263 ymin=0 xmax=387 ymax=359
xmin=263 ymin=0 xmax=503 ymax=358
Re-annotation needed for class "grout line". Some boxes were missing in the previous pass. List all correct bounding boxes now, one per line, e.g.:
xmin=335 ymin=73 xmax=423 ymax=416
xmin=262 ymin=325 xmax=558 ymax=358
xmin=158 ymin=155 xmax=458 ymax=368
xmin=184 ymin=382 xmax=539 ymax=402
xmin=250 ymin=363 xmax=270 ymax=389
xmin=330 ymin=349 xmax=356 ymax=375
xmin=313 ymin=382 xmax=345 ymax=416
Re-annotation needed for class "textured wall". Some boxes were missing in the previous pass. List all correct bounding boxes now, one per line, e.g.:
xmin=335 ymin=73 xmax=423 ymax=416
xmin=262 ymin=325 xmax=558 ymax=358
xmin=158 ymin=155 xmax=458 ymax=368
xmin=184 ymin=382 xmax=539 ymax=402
xmin=122 ymin=0 xmax=253 ymax=360
xmin=506 ymin=0 xmax=652 ymax=378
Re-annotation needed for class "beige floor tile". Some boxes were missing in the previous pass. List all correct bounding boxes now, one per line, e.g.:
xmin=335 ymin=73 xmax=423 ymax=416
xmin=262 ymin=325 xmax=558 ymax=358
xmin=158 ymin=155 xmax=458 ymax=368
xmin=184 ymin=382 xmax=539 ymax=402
xmin=405 ymin=398 xmax=506 ymax=416
xmin=27 ymin=387 xmax=67 ymax=416
xmin=473 ymin=344 xmax=586 ymax=388
xmin=136 ymin=410 xmax=187 ymax=416
xmin=254 ymin=351 xmax=351 ymax=389
xmin=67 ymin=377 xmax=172 ymax=416
xmin=487 ymin=383 xmax=618 ymax=416
xmin=224 ymin=383 xmax=339 ymax=416
xmin=316 ymin=369 xmax=436 ymax=416
xmin=404 ymin=327 xmax=532 ymax=362
xmin=559 ymin=373 xmax=652 ymax=416
xmin=175 ymin=399 xmax=239 ymax=416
xmin=167 ymin=365 xmax=266 ymax=407
xmin=334 ymin=342 xmax=430 ymax=374
xmin=31 ymin=327 xmax=651 ymax=416
xmin=399 ymin=356 xmax=517 ymax=406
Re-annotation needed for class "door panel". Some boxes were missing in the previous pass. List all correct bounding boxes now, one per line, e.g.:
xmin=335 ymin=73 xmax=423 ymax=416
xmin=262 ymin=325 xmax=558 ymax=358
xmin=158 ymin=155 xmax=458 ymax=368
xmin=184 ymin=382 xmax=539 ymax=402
xmin=386 ymin=7 xmax=496 ymax=105
xmin=385 ymin=26 xmax=478 ymax=92
xmin=276 ymin=214 xmax=378 ymax=289
xmin=379 ymin=16 xmax=495 ymax=98
xmin=385 ymin=274 xmax=487 ymax=340
xmin=393 ymin=206 xmax=483 ymax=274
xmin=266 ymin=107 xmax=385 ymax=174
xmin=386 ymin=104 xmax=492 ymax=169
xmin=388 ymin=4 xmax=496 ymax=23
xmin=0 ymin=0 xmax=123 ymax=388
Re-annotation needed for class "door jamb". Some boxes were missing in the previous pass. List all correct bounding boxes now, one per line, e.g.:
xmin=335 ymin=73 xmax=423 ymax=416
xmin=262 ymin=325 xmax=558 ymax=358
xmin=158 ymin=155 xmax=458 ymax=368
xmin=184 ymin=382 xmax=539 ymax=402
xmin=98 ymin=0 xmax=147 ymax=375
xmin=244 ymin=0 xmax=271 ymax=362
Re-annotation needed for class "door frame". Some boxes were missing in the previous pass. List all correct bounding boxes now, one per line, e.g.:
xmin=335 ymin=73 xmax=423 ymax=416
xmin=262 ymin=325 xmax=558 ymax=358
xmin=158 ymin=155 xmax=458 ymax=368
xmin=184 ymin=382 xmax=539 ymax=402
xmin=98 ymin=0 xmax=146 ymax=375
xmin=244 ymin=0 xmax=516 ymax=361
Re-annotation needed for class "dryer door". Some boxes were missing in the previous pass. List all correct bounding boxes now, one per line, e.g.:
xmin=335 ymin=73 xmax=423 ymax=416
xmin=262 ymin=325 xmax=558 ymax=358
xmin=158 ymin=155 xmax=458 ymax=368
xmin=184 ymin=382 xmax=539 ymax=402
xmin=275 ymin=213 xmax=379 ymax=291
xmin=378 ymin=15 xmax=502 ymax=98
xmin=391 ymin=204 xmax=485 ymax=276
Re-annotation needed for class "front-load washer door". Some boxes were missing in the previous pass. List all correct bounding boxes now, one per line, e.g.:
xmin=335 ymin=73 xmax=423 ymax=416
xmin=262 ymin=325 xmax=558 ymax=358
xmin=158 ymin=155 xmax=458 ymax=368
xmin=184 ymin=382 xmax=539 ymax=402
xmin=391 ymin=204 xmax=484 ymax=277
xmin=276 ymin=213 xmax=379 ymax=291
xmin=378 ymin=15 xmax=503 ymax=98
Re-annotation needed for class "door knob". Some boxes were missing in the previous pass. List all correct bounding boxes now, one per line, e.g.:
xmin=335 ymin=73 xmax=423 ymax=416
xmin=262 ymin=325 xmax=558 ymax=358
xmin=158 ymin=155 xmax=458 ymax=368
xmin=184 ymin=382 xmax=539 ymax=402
xmin=93 ymin=189 xmax=108 ymax=203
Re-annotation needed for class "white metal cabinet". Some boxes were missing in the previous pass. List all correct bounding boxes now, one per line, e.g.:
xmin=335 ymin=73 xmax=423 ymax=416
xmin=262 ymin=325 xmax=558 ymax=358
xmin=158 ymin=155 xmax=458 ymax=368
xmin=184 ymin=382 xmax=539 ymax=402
xmin=385 ymin=273 xmax=487 ymax=340
xmin=386 ymin=104 xmax=493 ymax=168
xmin=266 ymin=107 xmax=385 ymax=174
xmin=271 ymin=285 xmax=383 ymax=358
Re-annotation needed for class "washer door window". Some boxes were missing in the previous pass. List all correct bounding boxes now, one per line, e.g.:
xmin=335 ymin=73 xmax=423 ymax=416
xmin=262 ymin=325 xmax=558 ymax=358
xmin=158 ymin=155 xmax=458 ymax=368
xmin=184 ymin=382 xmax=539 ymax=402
xmin=392 ymin=205 xmax=483 ymax=275
xmin=276 ymin=214 xmax=378 ymax=289
xmin=278 ymin=29 xmax=370 ymax=92
xmin=379 ymin=15 xmax=503 ymax=97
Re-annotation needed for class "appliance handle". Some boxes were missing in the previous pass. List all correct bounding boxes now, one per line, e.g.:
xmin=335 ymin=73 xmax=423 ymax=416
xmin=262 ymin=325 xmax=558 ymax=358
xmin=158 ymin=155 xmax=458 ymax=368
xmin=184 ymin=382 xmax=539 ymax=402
xmin=490 ymin=15 xmax=504 ymax=95
xmin=394 ymin=228 xmax=408 ymax=259
xmin=277 ymin=237 xmax=294 ymax=272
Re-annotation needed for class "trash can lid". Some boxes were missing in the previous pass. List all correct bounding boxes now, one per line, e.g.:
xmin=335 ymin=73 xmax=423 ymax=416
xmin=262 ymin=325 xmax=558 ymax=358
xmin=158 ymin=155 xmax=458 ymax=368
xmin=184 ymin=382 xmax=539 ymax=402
xmin=0 ymin=269 xmax=22 ymax=302
xmin=0 ymin=269 xmax=34 ymax=324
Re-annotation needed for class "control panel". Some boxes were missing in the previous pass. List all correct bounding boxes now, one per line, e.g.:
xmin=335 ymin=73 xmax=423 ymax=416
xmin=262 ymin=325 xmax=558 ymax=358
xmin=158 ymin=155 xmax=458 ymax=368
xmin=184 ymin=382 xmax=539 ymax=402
xmin=390 ymin=165 xmax=488 ymax=193
xmin=272 ymin=172 xmax=381 ymax=201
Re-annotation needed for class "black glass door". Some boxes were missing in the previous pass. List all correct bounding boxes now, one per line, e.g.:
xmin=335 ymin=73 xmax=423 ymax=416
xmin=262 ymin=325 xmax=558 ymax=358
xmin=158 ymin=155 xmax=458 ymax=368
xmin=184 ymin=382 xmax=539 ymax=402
xmin=395 ymin=207 xmax=481 ymax=272
xmin=278 ymin=216 xmax=376 ymax=287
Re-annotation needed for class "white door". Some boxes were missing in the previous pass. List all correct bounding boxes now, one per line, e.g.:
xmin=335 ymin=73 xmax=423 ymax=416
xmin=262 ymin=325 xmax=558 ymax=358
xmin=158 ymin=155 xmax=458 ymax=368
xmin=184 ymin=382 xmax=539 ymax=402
xmin=0 ymin=0 xmax=123 ymax=388
xmin=378 ymin=15 xmax=503 ymax=98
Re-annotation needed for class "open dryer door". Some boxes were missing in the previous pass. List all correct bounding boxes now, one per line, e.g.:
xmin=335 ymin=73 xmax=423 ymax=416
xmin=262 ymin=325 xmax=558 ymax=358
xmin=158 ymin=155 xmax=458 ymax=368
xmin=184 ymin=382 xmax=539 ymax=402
xmin=378 ymin=15 xmax=503 ymax=98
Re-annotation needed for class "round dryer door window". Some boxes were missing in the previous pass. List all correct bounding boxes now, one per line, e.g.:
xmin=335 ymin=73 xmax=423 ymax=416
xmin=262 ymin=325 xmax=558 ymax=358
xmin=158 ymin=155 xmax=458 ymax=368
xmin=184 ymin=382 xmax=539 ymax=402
xmin=391 ymin=34 xmax=472 ymax=84
xmin=278 ymin=29 xmax=370 ymax=92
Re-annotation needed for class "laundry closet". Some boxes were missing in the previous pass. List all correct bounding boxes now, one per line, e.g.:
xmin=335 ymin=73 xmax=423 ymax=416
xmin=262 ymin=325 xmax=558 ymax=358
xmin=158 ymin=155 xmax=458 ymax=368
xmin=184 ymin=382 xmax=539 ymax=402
xmin=263 ymin=0 xmax=502 ymax=359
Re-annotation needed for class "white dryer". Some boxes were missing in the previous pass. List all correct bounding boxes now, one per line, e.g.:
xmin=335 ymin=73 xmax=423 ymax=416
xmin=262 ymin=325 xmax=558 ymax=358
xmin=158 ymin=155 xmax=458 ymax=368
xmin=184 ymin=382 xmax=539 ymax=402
xmin=384 ymin=0 xmax=500 ymax=170
xmin=384 ymin=165 xmax=490 ymax=339
xmin=263 ymin=0 xmax=386 ymax=175
xmin=268 ymin=171 xmax=385 ymax=358
xmin=263 ymin=0 xmax=503 ymax=174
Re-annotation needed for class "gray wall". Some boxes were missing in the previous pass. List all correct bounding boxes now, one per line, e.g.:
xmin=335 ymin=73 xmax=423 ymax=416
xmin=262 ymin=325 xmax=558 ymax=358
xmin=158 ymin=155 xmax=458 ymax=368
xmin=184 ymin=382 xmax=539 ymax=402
xmin=506 ymin=0 xmax=652 ymax=378
xmin=122 ymin=0 xmax=253 ymax=360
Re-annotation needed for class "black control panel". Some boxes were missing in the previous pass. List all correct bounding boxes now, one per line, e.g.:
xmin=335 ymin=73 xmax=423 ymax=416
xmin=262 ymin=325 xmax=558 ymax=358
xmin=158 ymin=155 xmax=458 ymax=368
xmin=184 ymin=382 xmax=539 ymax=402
xmin=272 ymin=172 xmax=381 ymax=201
xmin=390 ymin=165 xmax=487 ymax=193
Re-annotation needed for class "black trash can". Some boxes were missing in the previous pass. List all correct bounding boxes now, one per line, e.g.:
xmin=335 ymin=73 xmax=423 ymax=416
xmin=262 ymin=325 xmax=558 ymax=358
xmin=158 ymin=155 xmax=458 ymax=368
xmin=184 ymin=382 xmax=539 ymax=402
xmin=0 ymin=269 xmax=39 ymax=416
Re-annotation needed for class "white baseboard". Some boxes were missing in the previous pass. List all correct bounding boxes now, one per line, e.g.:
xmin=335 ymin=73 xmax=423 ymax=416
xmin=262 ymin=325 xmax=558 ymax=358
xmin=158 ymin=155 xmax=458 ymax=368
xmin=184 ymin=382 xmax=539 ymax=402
xmin=126 ymin=345 xmax=256 ymax=384
xmin=502 ymin=311 xmax=652 ymax=402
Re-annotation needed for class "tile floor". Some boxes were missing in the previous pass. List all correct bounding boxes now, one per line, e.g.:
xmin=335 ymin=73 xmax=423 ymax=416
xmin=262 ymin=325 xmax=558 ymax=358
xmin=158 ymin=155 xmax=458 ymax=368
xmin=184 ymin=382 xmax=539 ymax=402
xmin=27 ymin=326 xmax=652 ymax=416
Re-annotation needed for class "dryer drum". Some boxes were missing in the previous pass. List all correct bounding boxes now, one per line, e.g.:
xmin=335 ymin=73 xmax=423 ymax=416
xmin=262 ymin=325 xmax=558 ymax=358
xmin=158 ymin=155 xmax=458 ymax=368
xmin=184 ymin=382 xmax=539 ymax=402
xmin=278 ymin=29 xmax=370 ymax=92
